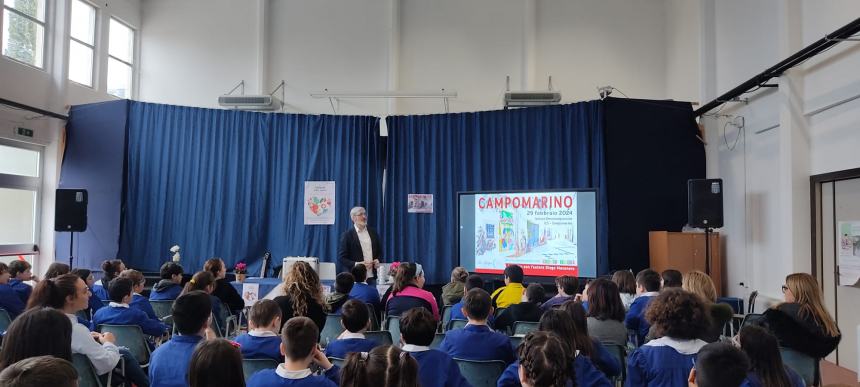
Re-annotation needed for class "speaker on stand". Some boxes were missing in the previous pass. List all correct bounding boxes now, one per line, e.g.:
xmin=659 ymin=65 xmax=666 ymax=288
xmin=55 ymin=189 xmax=88 ymax=269
xmin=687 ymin=179 xmax=723 ymax=276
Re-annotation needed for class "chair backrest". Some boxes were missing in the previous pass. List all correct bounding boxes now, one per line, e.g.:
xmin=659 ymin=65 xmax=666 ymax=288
xmin=320 ymin=314 xmax=345 ymax=346
xmin=97 ymin=324 xmax=151 ymax=365
xmin=0 ymin=308 xmax=12 ymax=332
xmin=328 ymin=357 xmax=345 ymax=368
xmin=72 ymin=353 xmax=105 ymax=387
xmin=384 ymin=316 xmax=401 ymax=347
xmin=149 ymin=300 xmax=174 ymax=327
xmin=441 ymin=305 xmax=453 ymax=331
xmin=366 ymin=303 xmax=380 ymax=331
xmin=365 ymin=330 xmax=394 ymax=347
xmin=601 ymin=342 xmax=627 ymax=384
xmin=454 ymin=358 xmax=507 ymax=387
xmin=509 ymin=335 xmax=523 ymax=350
xmin=494 ymin=307 xmax=507 ymax=319
xmin=447 ymin=319 xmax=468 ymax=331
xmin=430 ymin=333 xmax=446 ymax=349
xmin=241 ymin=358 xmax=279 ymax=383
xmin=780 ymin=347 xmax=817 ymax=386
xmin=748 ymin=290 xmax=759 ymax=314
xmin=512 ymin=321 xmax=539 ymax=336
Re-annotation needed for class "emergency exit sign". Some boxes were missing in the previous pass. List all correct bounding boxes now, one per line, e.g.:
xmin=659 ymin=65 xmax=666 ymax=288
xmin=16 ymin=127 xmax=33 ymax=137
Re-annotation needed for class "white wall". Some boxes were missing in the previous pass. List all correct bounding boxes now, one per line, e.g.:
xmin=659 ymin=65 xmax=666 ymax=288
xmin=0 ymin=0 xmax=141 ymax=275
xmin=138 ymin=0 xmax=700 ymax=115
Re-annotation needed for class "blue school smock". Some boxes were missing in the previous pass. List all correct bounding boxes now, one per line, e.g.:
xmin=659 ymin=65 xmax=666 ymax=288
xmin=93 ymin=304 xmax=169 ymax=337
xmin=7 ymin=279 xmax=31 ymax=304
xmin=0 ymin=283 xmax=25 ymax=319
xmin=624 ymin=337 xmax=707 ymax=387
xmin=150 ymin=283 xmax=182 ymax=301
xmin=404 ymin=346 xmax=472 ymax=387
xmin=148 ymin=334 xmax=204 ymax=387
xmin=624 ymin=293 xmax=656 ymax=345
xmin=497 ymin=355 xmax=612 ymax=387
xmin=247 ymin=365 xmax=339 ymax=387
xmin=591 ymin=338 xmax=621 ymax=377
xmin=131 ymin=293 xmax=158 ymax=320
xmin=348 ymin=282 xmax=381 ymax=307
xmin=741 ymin=368 xmax=806 ymax=387
xmin=439 ymin=324 xmax=515 ymax=364
xmin=448 ymin=301 xmax=496 ymax=327
xmin=324 ymin=337 xmax=379 ymax=359
xmin=234 ymin=331 xmax=284 ymax=361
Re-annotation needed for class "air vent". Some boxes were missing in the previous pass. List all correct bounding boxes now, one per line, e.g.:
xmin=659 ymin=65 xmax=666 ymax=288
xmin=218 ymin=95 xmax=282 ymax=111
xmin=504 ymin=91 xmax=562 ymax=108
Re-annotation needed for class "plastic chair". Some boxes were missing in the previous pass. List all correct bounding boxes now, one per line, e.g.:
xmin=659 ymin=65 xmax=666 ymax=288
xmin=384 ymin=316 xmax=401 ymax=347
xmin=149 ymin=300 xmax=174 ymax=326
xmin=242 ymin=358 xmax=279 ymax=383
xmin=454 ymin=358 xmax=506 ymax=387
xmin=72 ymin=353 xmax=108 ymax=387
xmin=512 ymin=321 xmax=538 ymax=336
xmin=509 ymin=335 xmax=523 ymax=350
xmin=446 ymin=319 xmax=468 ymax=331
xmin=97 ymin=324 xmax=151 ymax=367
xmin=328 ymin=357 xmax=345 ymax=368
xmin=319 ymin=314 xmax=344 ymax=347
xmin=748 ymin=290 xmax=759 ymax=314
xmin=365 ymin=330 xmax=394 ymax=346
xmin=740 ymin=313 xmax=764 ymax=329
xmin=440 ymin=305 xmax=453 ymax=332
xmin=493 ymin=307 xmax=507 ymax=319
xmin=430 ymin=333 xmax=446 ymax=349
xmin=601 ymin=342 xmax=627 ymax=386
xmin=780 ymin=347 xmax=819 ymax=386
xmin=0 ymin=309 xmax=12 ymax=333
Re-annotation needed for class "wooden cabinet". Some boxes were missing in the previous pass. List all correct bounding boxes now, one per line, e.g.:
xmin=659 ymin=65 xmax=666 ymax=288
xmin=649 ymin=231 xmax=723 ymax=297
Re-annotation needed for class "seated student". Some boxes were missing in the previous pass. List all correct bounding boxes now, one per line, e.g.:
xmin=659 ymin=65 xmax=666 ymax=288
xmin=234 ymin=299 xmax=283 ymax=361
xmin=340 ymin=345 xmax=420 ymax=387
xmin=0 ymin=263 xmax=25 ymax=319
xmin=438 ymin=288 xmax=515 ymax=364
xmin=149 ymin=291 xmax=215 ymax=387
xmin=688 ymin=342 xmax=750 ymax=387
xmin=385 ymin=263 xmax=439 ymax=321
xmin=44 ymin=262 xmax=71 ymax=280
xmin=624 ymin=268 xmax=661 ymax=345
xmin=326 ymin=272 xmax=354 ymax=314
xmin=660 ymin=269 xmax=682 ymax=289
xmin=0 ymin=356 xmax=78 ymax=387
xmin=440 ymin=267 xmax=468 ymax=306
xmin=448 ymin=274 xmax=495 ymax=327
xmin=0 ymin=307 xmax=72 ymax=369
xmin=497 ymin=330 xmax=611 ymax=387
xmin=205 ymin=258 xmax=245 ymax=315
xmin=188 ymin=338 xmax=246 ymax=387
xmin=182 ymin=271 xmax=226 ymax=333
xmin=151 ymin=262 xmax=184 ymax=301
xmin=585 ymin=277 xmax=628 ymax=347
xmin=93 ymin=259 xmax=125 ymax=301
xmin=612 ymin=270 xmax=637 ymax=311
xmin=348 ymin=264 xmax=381 ymax=309
xmin=625 ymin=288 xmax=709 ymax=387
xmin=683 ymin=270 xmax=733 ymax=343
xmin=94 ymin=277 xmax=170 ymax=342
xmin=121 ymin=269 xmax=159 ymax=320
xmin=247 ymin=316 xmax=340 ymax=387
xmin=71 ymin=268 xmax=105 ymax=319
xmin=489 ymin=265 xmax=525 ymax=309
xmin=7 ymin=260 xmax=34 ymax=304
xmin=494 ymin=283 xmax=545 ymax=334
xmin=28 ymin=273 xmax=149 ymax=387
xmin=513 ymin=332 xmax=570 ymax=387
xmin=540 ymin=275 xmax=578 ymax=312
xmin=324 ymin=299 xmax=379 ymax=359
xmin=398 ymin=307 xmax=470 ymax=387
xmin=560 ymin=301 xmax=621 ymax=378
xmin=737 ymin=325 xmax=805 ymax=387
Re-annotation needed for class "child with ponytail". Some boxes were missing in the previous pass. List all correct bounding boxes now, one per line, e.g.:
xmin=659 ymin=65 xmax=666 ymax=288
xmin=340 ymin=345 xmax=420 ymax=387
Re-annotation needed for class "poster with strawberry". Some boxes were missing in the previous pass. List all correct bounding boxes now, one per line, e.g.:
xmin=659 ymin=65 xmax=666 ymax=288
xmin=304 ymin=181 xmax=336 ymax=225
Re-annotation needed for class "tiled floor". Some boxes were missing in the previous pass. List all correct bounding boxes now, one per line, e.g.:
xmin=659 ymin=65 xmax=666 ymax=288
xmin=822 ymin=360 xmax=860 ymax=387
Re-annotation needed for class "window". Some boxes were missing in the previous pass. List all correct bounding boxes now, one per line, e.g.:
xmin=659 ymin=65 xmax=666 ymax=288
xmin=68 ymin=0 xmax=96 ymax=86
xmin=107 ymin=18 xmax=134 ymax=98
xmin=2 ymin=0 xmax=47 ymax=68
xmin=0 ymin=140 xmax=42 ymax=255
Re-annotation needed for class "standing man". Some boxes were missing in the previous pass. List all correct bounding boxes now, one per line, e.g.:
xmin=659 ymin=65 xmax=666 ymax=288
xmin=337 ymin=206 xmax=382 ymax=284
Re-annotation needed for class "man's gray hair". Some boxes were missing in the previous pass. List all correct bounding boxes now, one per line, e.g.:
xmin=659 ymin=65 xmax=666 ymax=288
xmin=350 ymin=206 xmax=366 ymax=218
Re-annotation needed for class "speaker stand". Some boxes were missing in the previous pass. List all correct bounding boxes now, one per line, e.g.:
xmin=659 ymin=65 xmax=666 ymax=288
xmin=704 ymin=227 xmax=713 ymax=276
xmin=68 ymin=231 xmax=75 ymax=269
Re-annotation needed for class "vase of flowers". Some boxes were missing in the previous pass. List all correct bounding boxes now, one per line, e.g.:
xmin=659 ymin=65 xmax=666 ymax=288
xmin=235 ymin=262 xmax=248 ymax=282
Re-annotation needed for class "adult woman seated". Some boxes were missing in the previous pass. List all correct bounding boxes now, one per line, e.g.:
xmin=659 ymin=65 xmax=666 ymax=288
xmin=273 ymin=261 xmax=327 ymax=332
xmin=682 ymin=270 xmax=733 ymax=343
xmin=584 ymin=277 xmax=628 ymax=347
xmin=203 ymin=258 xmax=244 ymax=314
xmin=756 ymin=272 xmax=840 ymax=359
xmin=385 ymin=262 xmax=439 ymax=320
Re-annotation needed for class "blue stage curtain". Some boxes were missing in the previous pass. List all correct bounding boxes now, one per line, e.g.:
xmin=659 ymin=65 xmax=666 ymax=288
xmin=383 ymin=103 xmax=607 ymax=283
xmin=119 ymin=102 xmax=382 ymax=273
xmin=59 ymin=100 xmax=129 ymax=270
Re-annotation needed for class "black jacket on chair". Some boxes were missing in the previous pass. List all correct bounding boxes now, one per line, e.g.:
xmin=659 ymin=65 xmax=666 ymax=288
xmin=758 ymin=303 xmax=841 ymax=359
xmin=336 ymin=226 xmax=383 ymax=273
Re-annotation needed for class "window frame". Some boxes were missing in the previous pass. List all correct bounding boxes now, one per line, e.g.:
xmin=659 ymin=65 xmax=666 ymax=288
xmin=107 ymin=16 xmax=135 ymax=98
xmin=0 ymin=138 xmax=43 ymax=256
xmin=1 ymin=0 xmax=48 ymax=70
xmin=68 ymin=0 xmax=98 ymax=88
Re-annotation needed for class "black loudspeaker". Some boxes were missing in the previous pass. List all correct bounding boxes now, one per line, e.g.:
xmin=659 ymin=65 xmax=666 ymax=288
xmin=687 ymin=179 xmax=723 ymax=228
xmin=55 ymin=189 xmax=88 ymax=232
